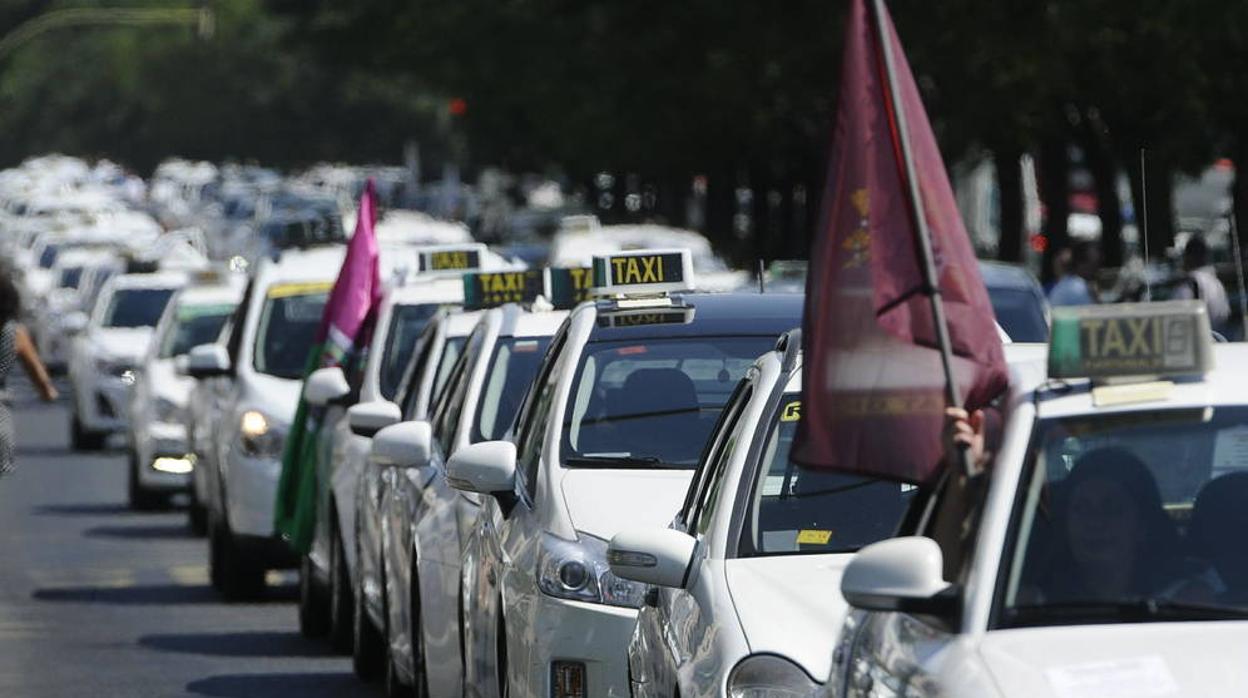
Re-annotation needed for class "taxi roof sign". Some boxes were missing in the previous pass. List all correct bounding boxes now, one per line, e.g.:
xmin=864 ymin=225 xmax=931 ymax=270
xmin=462 ymin=270 xmax=544 ymax=310
xmin=415 ymin=243 xmax=486 ymax=274
xmin=590 ymin=249 xmax=696 ymax=296
xmin=1048 ymin=300 xmax=1214 ymax=381
xmin=545 ymin=266 xmax=593 ymax=309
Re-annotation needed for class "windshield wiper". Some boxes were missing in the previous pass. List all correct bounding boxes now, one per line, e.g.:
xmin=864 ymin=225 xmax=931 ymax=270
xmin=564 ymin=455 xmax=677 ymax=469
xmin=1006 ymin=598 xmax=1248 ymax=626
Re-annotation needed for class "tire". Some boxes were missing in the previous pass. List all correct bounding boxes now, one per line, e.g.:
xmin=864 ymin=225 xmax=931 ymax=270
xmin=127 ymin=453 xmax=164 ymax=511
xmin=353 ymin=564 xmax=386 ymax=681
xmin=299 ymin=553 xmax=331 ymax=638
xmin=187 ymin=494 xmax=208 ymax=537
xmin=71 ymin=414 xmax=104 ymax=451
xmin=328 ymin=527 xmax=354 ymax=653
xmin=211 ymin=516 xmax=265 ymax=601
xmin=408 ymin=563 xmax=430 ymax=698
xmin=497 ymin=606 xmax=509 ymax=698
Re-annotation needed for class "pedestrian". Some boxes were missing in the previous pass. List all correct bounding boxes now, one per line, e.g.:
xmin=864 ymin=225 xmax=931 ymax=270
xmin=1048 ymin=241 xmax=1100 ymax=306
xmin=0 ymin=264 xmax=59 ymax=476
xmin=1172 ymin=236 xmax=1230 ymax=333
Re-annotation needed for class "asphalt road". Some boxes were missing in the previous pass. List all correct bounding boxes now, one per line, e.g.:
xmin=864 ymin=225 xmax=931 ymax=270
xmin=0 ymin=374 xmax=381 ymax=698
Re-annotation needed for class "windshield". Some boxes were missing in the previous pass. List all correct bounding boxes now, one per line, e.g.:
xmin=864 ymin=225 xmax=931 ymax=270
xmin=58 ymin=266 xmax=83 ymax=289
xmin=379 ymin=303 xmax=443 ymax=401
xmin=160 ymin=305 xmax=234 ymax=358
xmin=253 ymin=292 xmax=327 ymax=378
xmin=1000 ymin=407 xmax=1248 ymax=627
xmin=39 ymin=243 xmax=60 ymax=269
xmin=988 ymin=287 xmax=1049 ymax=342
xmin=561 ymin=336 xmax=774 ymax=468
xmin=473 ymin=337 xmax=552 ymax=443
xmin=103 ymin=288 xmax=176 ymax=328
xmin=742 ymin=395 xmax=911 ymax=556
xmin=431 ymin=336 xmax=466 ymax=405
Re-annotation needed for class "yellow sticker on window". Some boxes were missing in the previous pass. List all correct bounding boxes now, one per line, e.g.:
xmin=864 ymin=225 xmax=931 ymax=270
xmin=267 ymin=281 xmax=333 ymax=299
xmin=796 ymin=529 xmax=832 ymax=545
xmin=780 ymin=400 xmax=801 ymax=422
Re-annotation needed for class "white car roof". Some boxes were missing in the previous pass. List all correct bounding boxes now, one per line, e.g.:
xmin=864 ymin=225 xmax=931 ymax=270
xmin=446 ymin=310 xmax=483 ymax=337
xmin=503 ymin=307 xmax=568 ymax=338
xmin=177 ymin=284 xmax=244 ymax=307
xmin=550 ymin=224 xmax=721 ymax=269
xmin=110 ymin=271 xmax=190 ymax=290
xmin=388 ymin=278 xmax=464 ymax=306
xmin=373 ymin=210 xmax=473 ymax=246
xmin=252 ymin=246 xmax=345 ymax=286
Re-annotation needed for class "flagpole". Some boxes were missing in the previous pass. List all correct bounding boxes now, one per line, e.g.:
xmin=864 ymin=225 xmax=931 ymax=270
xmin=868 ymin=0 xmax=976 ymax=477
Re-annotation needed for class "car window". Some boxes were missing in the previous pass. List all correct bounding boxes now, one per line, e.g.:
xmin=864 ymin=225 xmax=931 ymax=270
xmin=691 ymin=384 xmax=751 ymax=536
xmin=471 ymin=337 xmax=551 ymax=444
xmin=999 ymin=407 xmax=1248 ymax=628
xmin=988 ymin=287 xmax=1049 ymax=342
xmin=379 ymin=302 xmax=444 ymax=401
xmin=102 ymin=287 xmax=177 ymax=328
xmin=58 ymin=266 xmax=83 ymax=289
xmin=252 ymin=291 xmax=328 ymax=379
xmin=561 ymin=336 xmax=774 ymax=469
xmin=740 ymin=394 xmax=911 ymax=556
xmin=431 ymin=336 xmax=466 ymax=406
xmin=431 ymin=330 xmax=484 ymax=450
xmin=517 ymin=332 xmax=568 ymax=500
xmin=680 ymin=377 xmax=750 ymax=531
xmin=399 ymin=331 xmax=435 ymax=420
xmin=159 ymin=305 xmax=234 ymax=358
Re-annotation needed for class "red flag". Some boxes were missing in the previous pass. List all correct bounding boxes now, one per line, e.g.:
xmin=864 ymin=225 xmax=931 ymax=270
xmin=792 ymin=0 xmax=1008 ymax=484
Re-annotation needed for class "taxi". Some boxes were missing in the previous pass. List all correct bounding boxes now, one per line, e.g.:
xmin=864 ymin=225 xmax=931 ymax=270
xmin=377 ymin=269 xmax=577 ymax=695
xmin=352 ymin=305 xmax=481 ymax=678
xmin=832 ymin=301 xmax=1248 ymax=698
xmin=186 ymin=247 xmax=344 ymax=599
xmin=68 ymin=268 xmax=188 ymax=450
xmin=125 ymin=279 xmax=242 ymax=510
xmin=607 ymin=333 xmax=910 ymax=698
xmin=36 ymin=247 xmax=116 ymax=372
xmin=298 ymin=244 xmax=497 ymax=648
xmin=447 ymin=249 xmax=804 ymax=698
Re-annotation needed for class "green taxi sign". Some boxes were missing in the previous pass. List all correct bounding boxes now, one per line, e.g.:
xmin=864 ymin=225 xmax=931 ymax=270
xmin=591 ymin=249 xmax=696 ymax=296
xmin=545 ymin=266 xmax=593 ymax=309
xmin=416 ymin=244 xmax=486 ymax=274
xmin=1048 ymin=300 xmax=1213 ymax=380
xmin=462 ymin=270 xmax=544 ymax=310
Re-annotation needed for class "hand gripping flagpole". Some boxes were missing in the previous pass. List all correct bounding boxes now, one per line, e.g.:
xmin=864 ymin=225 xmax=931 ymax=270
xmin=869 ymin=0 xmax=977 ymax=478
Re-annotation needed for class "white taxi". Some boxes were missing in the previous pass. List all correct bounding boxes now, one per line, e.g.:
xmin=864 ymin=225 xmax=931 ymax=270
xmin=448 ymin=250 xmax=804 ymax=698
xmin=187 ymin=246 xmax=344 ymax=599
xmin=298 ymin=275 xmax=465 ymax=648
xmin=125 ymin=281 xmax=242 ymax=510
xmin=832 ymin=301 xmax=1248 ymax=698
xmin=68 ymin=269 xmax=187 ymax=450
xmin=352 ymin=306 xmax=481 ymax=679
xmin=379 ymin=270 xmax=571 ymax=695
xmin=607 ymin=332 xmax=910 ymax=698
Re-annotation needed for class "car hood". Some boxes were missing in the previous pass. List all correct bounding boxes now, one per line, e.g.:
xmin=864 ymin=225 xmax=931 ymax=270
xmin=558 ymin=468 xmax=694 ymax=541
xmin=90 ymin=328 xmax=153 ymax=363
xmin=979 ymin=622 xmax=1248 ymax=698
xmin=724 ymin=555 xmax=852 ymax=684
xmin=146 ymin=358 xmax=194 ymax=403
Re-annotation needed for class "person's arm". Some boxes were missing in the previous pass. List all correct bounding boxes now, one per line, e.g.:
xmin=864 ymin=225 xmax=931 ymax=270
xmin=14 ymin=324 xmax=58 ymax=402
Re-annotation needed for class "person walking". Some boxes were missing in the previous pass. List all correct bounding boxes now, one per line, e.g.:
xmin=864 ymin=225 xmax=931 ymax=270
xmin=1172 ymin=237 xmax=1230 ymax=333
xmin=0 ymin=266 xmax=59 ymax=476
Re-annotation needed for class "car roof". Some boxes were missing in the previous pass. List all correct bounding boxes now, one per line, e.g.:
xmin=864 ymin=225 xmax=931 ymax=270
xmin=498 ymin=304 xmax=568 ymax=338
xmin=446 ymin=310 xmax=482 ymax=337
xmin=110 ymin=271 xmax=190 ymax=290
xmin=387 ymin=278 xmax=464 ymax=305
xmin=253 ymin=246 xmax=344 ymax=285
xmin=586 ymin=292 xmax=803 ymax=342
xmin=177 ymin=284 xmax=244 ymax=306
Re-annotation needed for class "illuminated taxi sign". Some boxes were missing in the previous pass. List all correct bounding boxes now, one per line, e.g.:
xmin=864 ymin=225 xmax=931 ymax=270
xmin=596 ymin=307 xmax=696 ymax=328
xmin=590 ymin=249 xmax=696 ymax=296
xmin=462 ymin=270 xmax=544 ymax=310
xmin=1048 ymin=301 xmax=1213 ymax=380
xmin=545 ymin=266 xmax=593 ymax=309
xmin=415 ymin=244 xmax=485 ymax=273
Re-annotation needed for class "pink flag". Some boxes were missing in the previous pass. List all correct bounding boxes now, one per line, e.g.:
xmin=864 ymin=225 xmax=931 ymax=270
xmin=792 ymin=0 xmax=1008 ymax=484
xmin=318 ymin=179 xmax=383 ymax=366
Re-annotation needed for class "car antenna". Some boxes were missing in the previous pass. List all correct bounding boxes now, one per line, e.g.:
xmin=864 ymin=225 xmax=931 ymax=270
xmin=757 ymin=258 xmax=765 ymax=294
xmin=1140 ymin=146 xmax=1152 ymax=301
xmin=1228 ymin=210 xmax=1248 ymax=339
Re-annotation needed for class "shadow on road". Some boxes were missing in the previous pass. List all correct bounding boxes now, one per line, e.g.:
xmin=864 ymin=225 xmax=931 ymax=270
xmin=139 ymin=630 xmax=332 ymax=658
xmin=33 ymin=502 xmax=133 ymax=517
xmin=32 ymin=583 xmax=221 ymax=605
xmin=84 ymin=523 xmax=195 ymax=540
xmin=186 ymin=672 xmax=378 ymax=697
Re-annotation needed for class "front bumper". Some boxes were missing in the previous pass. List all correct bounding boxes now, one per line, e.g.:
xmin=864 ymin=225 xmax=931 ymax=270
xmin=521 ymin=592 xmax=638 ymax=698
xmin=77 ymin=375 xmax=133 ymax=434
xmin=223 ymin=446 xmax=282 ymax=540
xmin=134 ymin=421 xmax=192 ymax=491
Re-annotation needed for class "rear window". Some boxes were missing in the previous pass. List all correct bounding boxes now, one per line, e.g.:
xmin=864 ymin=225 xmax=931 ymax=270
xmin=561 ymin=336 xmax=774 ymax=468
xmin=989 ymin=287 xmax=1049 ymax=342
xmin=58 ymin=267 xmax=83 ymax=289
xmin=39 ymin=244 xmax=60 ymax=269
xmin=160 ymin=306 xmax=234 ymax=358
xmin=379 ymin=303 xmax=443 ymax=400
xmin=103 ymin=288 xmax=176 ymax=328
xmin=253 ymin=292 xmax=327 ymax=379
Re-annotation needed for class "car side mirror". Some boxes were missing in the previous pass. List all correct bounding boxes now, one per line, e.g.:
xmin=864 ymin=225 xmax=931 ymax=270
xmin=608 ymin=527 xmax=697 ymax=589
xmin=446 ymin=441 xmax=516 ymax=497
xmin=186 ymin=343 xmax=230 ymax=379
xmin=841 ymin=537 xmax=958 ymax=617
xmin=370 ymin=420 xmax=432 ymax=469
xmin=304 ymin=366 xmax=350 ymax=407
xmin=63 ymin=311 xmax=89 ymax=335
xmin=347 ymin=400 xmax=401 ymax=438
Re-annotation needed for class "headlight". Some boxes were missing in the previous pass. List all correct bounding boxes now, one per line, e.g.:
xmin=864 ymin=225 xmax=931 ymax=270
xmin=536 ymin=532 xmax=647 ymax=608
xmin=728 ymin=655 xmax=822 ymax=698
xmin=239 ymin=410 xmax=287 ymax=458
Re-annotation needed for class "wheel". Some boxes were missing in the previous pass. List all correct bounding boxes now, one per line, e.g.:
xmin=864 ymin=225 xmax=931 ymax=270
xmin=210 ymin=516 xmax=265 ymax=601
xmin=497 ymin=606 xmax=509 ymax=698
xmin=70 ymin=414 xmax=104 ymax=451
xmin=299 ymin=553 xmax=331 ymax=638
xmin=127 ymin=452 xmax=164 ymax=511
xmin=328 ymin=527 xmax=354 ymax=653
xmin=352 ymin=563 xmax=386 ymax=681
xmin=208 ymin=520 xmax=225 ymax=591
xmin=187 ymin=491 xmax=208 ymax=536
